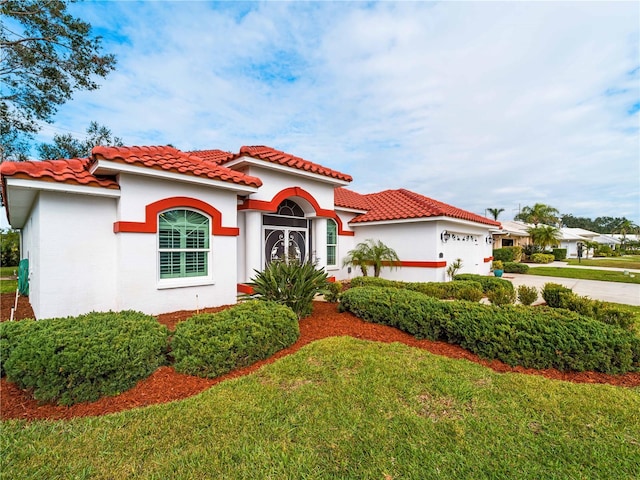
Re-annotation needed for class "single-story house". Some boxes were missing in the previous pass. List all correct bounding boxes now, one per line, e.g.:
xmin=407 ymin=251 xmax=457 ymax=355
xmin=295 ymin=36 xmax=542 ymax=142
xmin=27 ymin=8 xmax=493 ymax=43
xmin=1 ymin=145 xmax=499 ymax=319
xmin=491 ymin=220 xmax=531 ymax=248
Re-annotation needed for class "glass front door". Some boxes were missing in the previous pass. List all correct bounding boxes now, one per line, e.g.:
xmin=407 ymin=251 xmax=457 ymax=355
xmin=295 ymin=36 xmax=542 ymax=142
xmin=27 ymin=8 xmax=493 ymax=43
xmin=262 ymin=199 xmax=309 ymax=266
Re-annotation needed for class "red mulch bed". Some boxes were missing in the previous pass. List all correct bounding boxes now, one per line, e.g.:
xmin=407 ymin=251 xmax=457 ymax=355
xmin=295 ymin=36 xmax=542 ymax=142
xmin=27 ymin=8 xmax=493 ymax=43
xmin=2 ymin=299 xmax=639 ymax=422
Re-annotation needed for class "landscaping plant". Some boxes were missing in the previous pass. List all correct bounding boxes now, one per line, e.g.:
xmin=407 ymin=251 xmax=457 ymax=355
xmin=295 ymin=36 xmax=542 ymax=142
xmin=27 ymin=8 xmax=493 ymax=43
xmin=340 ymin=286 xmax=640 ymax=373
xmin=350 ymin=276 xmax=483 ymax=302
xmin=486 ymin=286 xmax=516 ymax=306
xmin=246 ymin=259 xmax=328 ymax=318
xmin=504 ymin=262 xmax=529 ymax=273
xmin=342 ymin=239 xmax=400 ymax=277
xmin=453 ymin=274 xmax=514 ymax=294
xmin=517 ymin=285 xmax=538 ymax=306
xmin=324 ymin=280 xmax=343 ymax=303
xmin=1 ymin=311 xmax=169 ymax=406
xmin=172 ymin=301 xmax=299 ymax=378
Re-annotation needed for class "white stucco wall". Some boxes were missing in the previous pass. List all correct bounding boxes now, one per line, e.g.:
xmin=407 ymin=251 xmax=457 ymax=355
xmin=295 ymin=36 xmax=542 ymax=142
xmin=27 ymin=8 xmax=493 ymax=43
xmin=114 ymin=174 xmax=240 ymax=315
xmin=33 ymin=191 xmax=118 ymax=319
xmin=18 ymin=197 xmax=41 ymax=317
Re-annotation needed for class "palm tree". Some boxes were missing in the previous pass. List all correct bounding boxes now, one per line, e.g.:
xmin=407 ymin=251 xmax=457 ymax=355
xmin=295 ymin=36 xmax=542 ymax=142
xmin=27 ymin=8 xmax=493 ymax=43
xmin=342 ymin=239 xmax=400 ymax=277
xmin=527 ymin=225 xmax=561 ymax=250
xmin=613 ymin=219 xmax=639 ymax=248
xmin=486 ymin=208 xmax=504 ymax=221
xmin=515 ymin=203 xmax=560 ymax=226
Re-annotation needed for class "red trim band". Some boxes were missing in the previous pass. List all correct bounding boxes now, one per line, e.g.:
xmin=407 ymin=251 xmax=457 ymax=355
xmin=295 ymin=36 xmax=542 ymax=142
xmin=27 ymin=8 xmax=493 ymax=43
xmin=381 ymin=260 xmax=446 ymax=268
xmin=237 ymin=283 xmax=255 ymax=295
xmin=239 ymin=186 xmax=355 ymax=236
xmin=483 ymin=256 xmax=494 ymax=263
xmin=114 ymin=197 xmax=239 ymax=236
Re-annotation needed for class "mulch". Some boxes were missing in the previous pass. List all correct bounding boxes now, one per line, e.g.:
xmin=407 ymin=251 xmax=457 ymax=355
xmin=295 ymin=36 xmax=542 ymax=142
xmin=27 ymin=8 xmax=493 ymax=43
xmin=1 ymin=296 xmax=639 ymax=422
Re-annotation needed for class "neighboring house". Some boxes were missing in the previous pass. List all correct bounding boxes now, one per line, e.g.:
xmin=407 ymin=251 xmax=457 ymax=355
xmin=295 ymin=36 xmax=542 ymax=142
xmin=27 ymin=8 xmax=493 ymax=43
xmin=1 ymin=145 xmax=499 ymax=319
xmin=491 ymin=220 xmax=531 ymax=248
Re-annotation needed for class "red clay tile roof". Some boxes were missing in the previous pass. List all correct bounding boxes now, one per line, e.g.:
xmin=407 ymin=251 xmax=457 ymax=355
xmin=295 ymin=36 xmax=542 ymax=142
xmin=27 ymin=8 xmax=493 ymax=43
xmin=346 ymin=189 xmax=500 ymax=227
xmin=188 ymin=149 xmax=235 ymax=164
xmin=334 ymin=187 xmax=371 ymax=210
xmin=92 ymin=145 xmax=262 ymax=188
xmin=0 ymin=159 xmax=119 ymax=189
xmin=224 ymin=145 xmax=353 ymax=183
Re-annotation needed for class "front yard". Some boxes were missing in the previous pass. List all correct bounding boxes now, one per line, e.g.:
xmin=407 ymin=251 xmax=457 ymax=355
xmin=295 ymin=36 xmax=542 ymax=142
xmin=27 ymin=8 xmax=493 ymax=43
xmin=2 ymin=336 xmax=639 ymax=479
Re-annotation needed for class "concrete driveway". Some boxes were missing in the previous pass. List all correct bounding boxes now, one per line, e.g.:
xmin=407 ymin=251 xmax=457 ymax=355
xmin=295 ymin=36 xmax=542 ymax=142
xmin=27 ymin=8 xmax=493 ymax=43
xmin=504 ymin=273 xmax=640 ymax=306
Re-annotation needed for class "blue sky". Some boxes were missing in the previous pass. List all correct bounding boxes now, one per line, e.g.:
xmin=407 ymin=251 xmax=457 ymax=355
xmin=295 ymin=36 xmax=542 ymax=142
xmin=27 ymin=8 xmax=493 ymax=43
xmin=25 ymin=1 xmax=640 ymax=224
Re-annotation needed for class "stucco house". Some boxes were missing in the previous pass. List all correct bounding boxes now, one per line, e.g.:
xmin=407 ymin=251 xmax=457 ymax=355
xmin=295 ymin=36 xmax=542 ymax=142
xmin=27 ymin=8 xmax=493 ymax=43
xmin=1 ymin=145 xmax=499 ymax=319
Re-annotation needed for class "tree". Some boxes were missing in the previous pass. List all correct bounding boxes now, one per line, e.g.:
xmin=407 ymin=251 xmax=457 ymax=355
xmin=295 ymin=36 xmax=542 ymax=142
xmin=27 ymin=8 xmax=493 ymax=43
xmin=527 ymin=225 xmax=561 ymax=250
xmin=342 ymin=239 xmax=400 ymax=278
xmin=38 ymin=121 xmax=123 ymax=159
xmin=515 ymin=203 xmax=560 ymax=226
xmin=613 ymin=219 xmax=639 ymax=249
xmin=486 ymin=208 xmax=504 ymax=221
xmin=1 ymin=0 xmax=117 ymax=160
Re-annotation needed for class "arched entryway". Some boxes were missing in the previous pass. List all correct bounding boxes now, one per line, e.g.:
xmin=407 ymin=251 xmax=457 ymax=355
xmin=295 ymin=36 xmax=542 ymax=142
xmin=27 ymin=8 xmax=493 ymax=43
xmin=263 ymin=199 xmax=311 ymax=265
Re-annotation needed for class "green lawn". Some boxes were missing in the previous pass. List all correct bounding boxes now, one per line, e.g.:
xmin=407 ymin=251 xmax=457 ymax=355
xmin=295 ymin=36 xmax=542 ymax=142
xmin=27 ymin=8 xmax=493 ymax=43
xmin=0 ymin=279 xmax=17 ymax=294
xmin=566 ymin=256 xmax=640 ymax=270
xmin=2 ymin=337 xmax=639 ymax=479
xmin=0 ymin=266 xmax=18 ymax=278
xmin=528 ymin=266 xmax=640 ymax=284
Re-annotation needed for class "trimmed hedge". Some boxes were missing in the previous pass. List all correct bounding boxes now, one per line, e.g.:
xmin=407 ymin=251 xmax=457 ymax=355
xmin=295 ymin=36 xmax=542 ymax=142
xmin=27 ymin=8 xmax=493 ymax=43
xmin=172 ymin=300 xmax=299 ymax=378
xmin=339 ymin=287 xmax=640 ymax=373
xmin=492 ymin=247 xmax=523 ymax=263
xmin=552 ymin=248 xmax=567 ymax=261
xmin=1 ymin=311 xmax=169 ymax=406
xmin=350 ymin=276 xmax=483 ymax=302
xmin=453 ymin=274 xmax=514 ymax=294
xmin=541 ymin=283 xmax=573 ymax=308
xmin=504 ymin=262 xmax=529 ymax=274
xmin=531 ymin=253 xmax=555 ymax=264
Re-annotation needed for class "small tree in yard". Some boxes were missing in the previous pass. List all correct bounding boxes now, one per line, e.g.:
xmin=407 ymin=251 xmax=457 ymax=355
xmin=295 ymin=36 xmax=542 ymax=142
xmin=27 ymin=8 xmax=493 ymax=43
xmin=446 ymin=258 xmax=463 ymax=280
xmin=527 ymin=225 xmax=561 ymax=251
xmin=343 ymin=239 xmax=400 ymax=278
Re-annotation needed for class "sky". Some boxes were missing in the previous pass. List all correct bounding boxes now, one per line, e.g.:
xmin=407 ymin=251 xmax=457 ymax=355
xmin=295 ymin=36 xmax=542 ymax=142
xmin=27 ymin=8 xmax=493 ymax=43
xmin=14 ymin=1 xmax=640 ymax=225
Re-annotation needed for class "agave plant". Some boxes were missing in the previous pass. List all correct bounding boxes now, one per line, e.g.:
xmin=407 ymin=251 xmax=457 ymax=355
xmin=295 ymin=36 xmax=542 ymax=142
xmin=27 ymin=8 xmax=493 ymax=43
xmin=246 ymin=259 xmax=329 ymax=319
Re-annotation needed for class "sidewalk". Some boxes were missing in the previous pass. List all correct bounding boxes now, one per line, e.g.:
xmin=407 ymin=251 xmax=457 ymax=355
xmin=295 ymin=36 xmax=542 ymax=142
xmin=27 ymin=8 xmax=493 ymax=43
xmin=504 ymin=273 xmax=640 ymax=306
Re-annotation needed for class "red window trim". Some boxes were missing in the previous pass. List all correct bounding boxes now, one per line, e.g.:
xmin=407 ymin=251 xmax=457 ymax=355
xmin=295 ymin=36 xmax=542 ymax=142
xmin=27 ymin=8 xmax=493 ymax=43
xmin=113 ymin=196 xmax=239 ymax=236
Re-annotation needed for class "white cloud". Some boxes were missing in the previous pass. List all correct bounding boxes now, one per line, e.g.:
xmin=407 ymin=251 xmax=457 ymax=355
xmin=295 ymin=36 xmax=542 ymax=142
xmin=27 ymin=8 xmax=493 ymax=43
xmin=34 ymin=0 xmax=640 ymax=224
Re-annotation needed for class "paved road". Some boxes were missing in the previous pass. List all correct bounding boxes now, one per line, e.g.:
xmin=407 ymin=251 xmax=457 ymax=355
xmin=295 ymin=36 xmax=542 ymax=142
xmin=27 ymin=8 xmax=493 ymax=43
xmin=504 ymin=273 xmax=640 ymax=306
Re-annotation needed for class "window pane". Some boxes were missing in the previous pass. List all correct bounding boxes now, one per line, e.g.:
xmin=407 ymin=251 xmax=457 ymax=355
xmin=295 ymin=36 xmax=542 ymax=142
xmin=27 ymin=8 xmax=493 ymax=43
xmin=327 ymin=220 xmax=337 ymax=244
xmin=158 ymin=209 xmax=210 ymax=280
xmin=327 ymin=246 xmax=336 ymax=266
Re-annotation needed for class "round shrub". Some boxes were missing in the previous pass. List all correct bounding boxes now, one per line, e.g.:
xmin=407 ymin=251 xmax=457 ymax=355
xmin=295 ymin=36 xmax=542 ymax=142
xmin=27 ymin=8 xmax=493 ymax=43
xmin=324 ymin=281 xmax=343 ymax=303
xmin=2 ymin=311 xmax=169 ymax=406
xmin=517 ymin=285 xmax=538 ymax=306
xmin=531 ymin=253 xmax=555 ymax=264
xmin=172 ymin=300 xmax=299 ymax=378
xmin=486 ymin=286 xmax=516 ymax=306
xmin=541 ymin=283 xmax=573 ymax=307
xmin=504 ymin=262 xmax=529 ymax=274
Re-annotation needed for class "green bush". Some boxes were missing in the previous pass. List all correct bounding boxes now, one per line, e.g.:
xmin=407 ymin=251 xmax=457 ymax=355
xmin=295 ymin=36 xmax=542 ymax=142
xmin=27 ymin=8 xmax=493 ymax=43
xmin=0 ymin=318 xmax=37 ymax=377
xmin=492 ymin=248 xmax=515 ymax=263
xmin=517 ymin=285 xmax=538 ymax=306
xmin=552 ymin=248 xmax=567 ymax=261
xmin=453 ymin=274 xmax=514 ymax=294
xmin=324 ymin=281 xmax=342 ymax=303
xmin=172 ymin=301 xmax=299 ymax=378
xmin=531 ymin=253 xmax=555 ymax=264
xmin=492 ymin=260 xmax=504 ymax=271
xmin=247 ymin=260 xmax=328 ymax=318
xmin=541 ymin=283 xmax=573 ymax=307
xmin=486 ymin=286 xmax=516 ymax=306
xmin=350 ymin=276 xmax=483 ymax=302
xmin=2 ymin=311 xmax=169 ymax=406
xmin=558 ymin=292 xmax=635 ymax=331
xmin=504 ymin=262 xmax=529 ymax=273
xmin=0 ymin=228 xmax=20 ymax=267
xmin=340 ymin=287 xmax=640 ymax=373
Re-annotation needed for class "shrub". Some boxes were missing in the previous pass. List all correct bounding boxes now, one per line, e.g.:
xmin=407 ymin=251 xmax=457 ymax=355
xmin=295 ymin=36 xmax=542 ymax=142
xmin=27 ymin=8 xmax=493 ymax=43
xmin=247 ymin=260 xmax=328 ymax=319
xmin=492 ymin=260 xmax=504 ymax=271
xmin=531 ymin=253 xmax=555 ymax=264
xmin=0 ymin=228 xmax=20 ymax=267
xmin=0 ymin=318 xmax=37 ymax=377
xmin=541 ymin=283 xmax=573 ymax=307
xmin=552 ymin=248 xmax=567 ymax=261
xmin=350 ymin=276 xmax=483 ymax=302
xmin=453 ymin=274 xmax=514 ymax=294
xmin=517 ymin=285 xmax=538 ymax=306
xmin=523 ymin=244 xmax=543 ymax=258
xmin=486 ymin=286 xmax=516 ymax=306
xmin=172 ymin=301 xmax=299 ymax=378
xmin=492 ymin=248 xmax=515 ymax=263
xmin=504 ymin=262 xmax=529 ymax=274
xmin=2 ymin=311 xmax=169 ymax=406
xmin=557 ymin=292 xmax=635 ymax=331
xmin=340 ymin=287 xmax=640 ymax=373
xmin=324 ymin=281 xmax=342 ymax=303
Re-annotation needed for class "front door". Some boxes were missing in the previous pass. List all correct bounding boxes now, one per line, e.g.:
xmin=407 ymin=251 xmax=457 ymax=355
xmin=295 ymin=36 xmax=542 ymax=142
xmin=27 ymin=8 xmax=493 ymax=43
xmin=262 ymin=199 xmax=309 ymax=266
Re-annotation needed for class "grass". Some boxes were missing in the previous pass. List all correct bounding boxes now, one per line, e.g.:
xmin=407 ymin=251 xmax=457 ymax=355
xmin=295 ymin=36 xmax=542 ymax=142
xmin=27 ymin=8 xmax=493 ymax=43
xmin=528 ymin=266 xmax=640 ymax=284
xmin=0 ymin=266 xmax=18 ymax=277
xmin=2 ymin=337 xmax=639 ymax=479
xmin=0 ymin=266 xmax=18 ymax=294
xmin=566 ymin=256 xmax=640 ymax=270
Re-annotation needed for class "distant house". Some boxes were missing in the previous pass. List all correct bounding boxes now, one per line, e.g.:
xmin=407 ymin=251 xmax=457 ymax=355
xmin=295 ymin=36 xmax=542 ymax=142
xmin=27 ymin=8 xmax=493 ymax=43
xmin=1 ymin=145 xmax=499 ymax=319
xmin=491 ymin=220 xmax=531 ymax=248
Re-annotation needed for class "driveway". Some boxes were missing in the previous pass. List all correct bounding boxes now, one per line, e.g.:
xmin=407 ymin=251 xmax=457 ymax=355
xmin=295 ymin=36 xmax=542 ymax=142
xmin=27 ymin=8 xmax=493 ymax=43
xmin=504 ymin=273 xmax=640 ymax=306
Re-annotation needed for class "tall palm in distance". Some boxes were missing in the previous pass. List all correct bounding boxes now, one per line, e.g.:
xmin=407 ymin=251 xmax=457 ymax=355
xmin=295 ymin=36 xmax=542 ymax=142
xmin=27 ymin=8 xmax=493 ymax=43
xmin=515 ymin=203 xmax=560 ymax=226
xmin=487 ymin=208 xmax=504 ymax=221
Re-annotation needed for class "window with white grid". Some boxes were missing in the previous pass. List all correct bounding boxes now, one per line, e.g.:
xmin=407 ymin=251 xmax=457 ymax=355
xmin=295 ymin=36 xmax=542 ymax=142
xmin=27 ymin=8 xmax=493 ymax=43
xmin=326 ymin=219 xmax=337 ymax=267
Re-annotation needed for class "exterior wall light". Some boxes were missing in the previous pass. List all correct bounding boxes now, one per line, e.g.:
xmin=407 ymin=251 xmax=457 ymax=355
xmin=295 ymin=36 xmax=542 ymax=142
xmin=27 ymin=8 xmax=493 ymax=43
xmin=486 ymin=235 xmax=494 ymax=244
xmin=441 ymin=231 xmax=450 ymax=243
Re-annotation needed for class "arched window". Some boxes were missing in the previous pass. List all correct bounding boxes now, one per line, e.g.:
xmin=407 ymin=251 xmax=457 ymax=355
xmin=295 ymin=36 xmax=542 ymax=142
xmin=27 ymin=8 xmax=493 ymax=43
xmin=326 ymin=219 xmax=337 ymax=267
xmin=158 ymin=209 xmax=210 ymax=279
